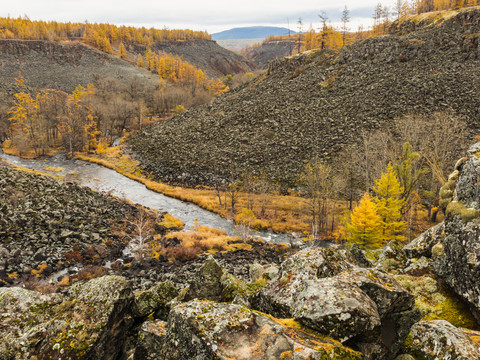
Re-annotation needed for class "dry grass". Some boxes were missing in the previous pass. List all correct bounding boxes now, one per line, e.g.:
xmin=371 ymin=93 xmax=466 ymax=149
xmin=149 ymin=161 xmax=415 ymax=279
xmin=75 ymin=145 xmax=440 ymax=240
xmin=75 ymin=146 xmax=316 ymax=235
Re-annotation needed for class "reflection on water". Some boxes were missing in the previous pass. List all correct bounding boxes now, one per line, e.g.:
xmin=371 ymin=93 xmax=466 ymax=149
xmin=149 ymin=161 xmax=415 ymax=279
xmin=0 ymin=150 xmax=298 ymax=244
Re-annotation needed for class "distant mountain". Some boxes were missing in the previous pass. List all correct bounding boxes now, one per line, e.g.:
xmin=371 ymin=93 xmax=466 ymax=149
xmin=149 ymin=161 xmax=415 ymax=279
xmin=212 ymin=26 xmax=296 ymax=40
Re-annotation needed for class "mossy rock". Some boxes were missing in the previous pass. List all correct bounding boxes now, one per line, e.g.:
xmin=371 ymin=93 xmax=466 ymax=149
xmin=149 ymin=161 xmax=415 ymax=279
xmin=445 ymin=201 xmax=480 ymax=223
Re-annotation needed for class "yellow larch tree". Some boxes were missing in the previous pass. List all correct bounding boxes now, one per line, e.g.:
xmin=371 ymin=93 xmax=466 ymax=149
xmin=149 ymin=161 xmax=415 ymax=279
xmin=346 ymin=193 xmax=383 ymax=248
xmin=372 ymin=163 xmax=407 ymax=242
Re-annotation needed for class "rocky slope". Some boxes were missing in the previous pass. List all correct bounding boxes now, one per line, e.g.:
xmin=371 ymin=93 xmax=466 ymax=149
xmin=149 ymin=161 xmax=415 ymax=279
xmin=2 ymin=245 xmax=478 ymax=359
xmin=147 ymin=39 xmax=256 ymax=78
xmin=0 ymin=162 xmax=158 ymax=286
xmin=0 ymin=39 xmax=159 ymax=94
xmin=129 ymin=7 xmax=480 ymax=186
xmin=244 ymin=39 xmax=296 ymax=69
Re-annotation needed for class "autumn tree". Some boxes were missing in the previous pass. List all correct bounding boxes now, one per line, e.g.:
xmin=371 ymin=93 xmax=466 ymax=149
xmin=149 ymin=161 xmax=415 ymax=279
xmin=346 ymin=193 xmax=383 ymax=248
xmin=373 ymin=163 xmax=407 ymax=242
xmin=299 ymin=160 xmax=332 ymax=237
xmin=119 ymin=42 xmax=127 ymax=59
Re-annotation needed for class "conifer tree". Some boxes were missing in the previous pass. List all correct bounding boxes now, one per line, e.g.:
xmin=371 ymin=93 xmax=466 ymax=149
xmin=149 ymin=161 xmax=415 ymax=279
xmin=373 ymin=163 xmax=407 ymax=242
xmin=118 ymin=42 xmax=127 ymax=59
xmin=346 ymin=193 xmax=383 ymax=248
xmin=136 ymin=53 xmax=144 ymax=68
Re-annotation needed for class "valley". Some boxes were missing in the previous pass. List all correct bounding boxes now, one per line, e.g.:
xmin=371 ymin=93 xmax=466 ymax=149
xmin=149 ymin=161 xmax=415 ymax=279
xmin=1 ymin=3 xmax=480 ymax=360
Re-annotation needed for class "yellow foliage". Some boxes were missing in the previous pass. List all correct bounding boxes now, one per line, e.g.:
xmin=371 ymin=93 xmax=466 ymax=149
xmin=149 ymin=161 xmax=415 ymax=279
xmin=346 ymin=193 xmax=383 ymax=249
xmin=31 ymin=263 xmax=48 ymax=277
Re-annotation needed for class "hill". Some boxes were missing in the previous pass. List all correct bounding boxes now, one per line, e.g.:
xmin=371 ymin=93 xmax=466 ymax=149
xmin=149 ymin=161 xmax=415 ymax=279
xmin=0 ymin=39 xmax=158 ymax=94
xmin=243 ymin=39 xmax=296 ymax=68
xmin=212 ymin=26 xmax=296 ymax=40
xmin=132 ymin=39 xmax=255 ymax=78
xmin=128 ymin=7 xmax=480 ymax=186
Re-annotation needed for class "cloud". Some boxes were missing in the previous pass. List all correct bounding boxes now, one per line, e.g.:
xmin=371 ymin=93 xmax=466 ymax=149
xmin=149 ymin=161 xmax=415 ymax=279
xmin=3 ymin=0 xmax=384 ymax=33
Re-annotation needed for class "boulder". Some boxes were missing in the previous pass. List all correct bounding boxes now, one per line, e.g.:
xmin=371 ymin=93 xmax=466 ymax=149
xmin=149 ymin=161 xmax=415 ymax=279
xmin=432 ymin=143 xmax=480 ymax=321
xmin=0 ymin=275 xmax=134 ymax=359
xmin=251 ymin=248 xmax=419 ymax=359
xmin=185 ymin=256 xmax=248 ymax=302
xmin=403 ymin=222 xmax=444 ymax=259
xmin=132 ymin=280 xmax=177 ymax=319
xmin=160 ymin=300 xmax=362 ymax=360
xmin=293 ymin=277 xmax=381 ymax=342
xmin=410 ymin=320 xmax=480 ymax=359
xmin=248 ymin=262 xmax=264 ymax=282
xmin=133 ymin=320 xmax=167 ymax=360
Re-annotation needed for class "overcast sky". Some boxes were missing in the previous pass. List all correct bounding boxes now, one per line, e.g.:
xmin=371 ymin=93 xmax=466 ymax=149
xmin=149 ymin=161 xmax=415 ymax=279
xmin=3 ymin=0 xmax=396 ymax=34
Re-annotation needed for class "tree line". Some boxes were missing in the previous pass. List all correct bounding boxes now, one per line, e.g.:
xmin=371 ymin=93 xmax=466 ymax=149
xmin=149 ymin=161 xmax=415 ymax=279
xmin=0 ymin=16 xmax=210 ymax=54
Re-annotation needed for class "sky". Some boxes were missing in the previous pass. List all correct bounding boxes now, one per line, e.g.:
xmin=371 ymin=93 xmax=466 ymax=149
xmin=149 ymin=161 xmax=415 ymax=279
xmin=2 ymin=0 xmax=396 ymax=34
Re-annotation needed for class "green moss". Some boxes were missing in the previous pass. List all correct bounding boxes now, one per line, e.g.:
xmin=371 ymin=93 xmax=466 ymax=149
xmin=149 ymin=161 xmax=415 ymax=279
xmin=394 ymin=274 xmax=478 ymax=330
xmin=446 ymin=201 xmax=480 ymax=222
xmin=439 ymin=178 xmax=457 ymax=211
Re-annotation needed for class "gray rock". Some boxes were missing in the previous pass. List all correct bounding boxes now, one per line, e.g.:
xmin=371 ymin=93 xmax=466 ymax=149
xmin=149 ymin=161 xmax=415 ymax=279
xmin=0 ymin=275 xmax=134 ymax=359
xmin=410 ymin=320 xmax=480 ymax=360
xmin=185 ymin=256 xmax=248 ymax=302
xmin=248 ymin=262 xmax=264 ymax=282
xmin=403 ymin=222 xmax=444 ymax=259
xmin=132 ymin=281 xmax=177 ymax=319
xmin=160 ymin=300 xmax=362 ymax=359
xmin=133 ymin=320 xmax=167 ymax=360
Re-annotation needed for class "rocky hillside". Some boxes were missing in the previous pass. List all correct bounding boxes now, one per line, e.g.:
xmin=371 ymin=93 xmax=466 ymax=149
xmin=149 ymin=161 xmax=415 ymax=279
xmin=129 ymin=7 xmax=480 ymax=186
xmin=0 ymin=39 xmax=158 ymax=94
xmin=244 ymin=39 xmax=296 ymax=69
xmin=146 ymin=39 xmax=256 ymax=78
xmin=0 ymin=161 xmax=159 ymax=286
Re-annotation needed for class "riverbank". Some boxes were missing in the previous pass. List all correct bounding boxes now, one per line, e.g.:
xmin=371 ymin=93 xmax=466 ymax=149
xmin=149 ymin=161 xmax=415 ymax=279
xmin=74 ymin=145 xmax=320 ymax=236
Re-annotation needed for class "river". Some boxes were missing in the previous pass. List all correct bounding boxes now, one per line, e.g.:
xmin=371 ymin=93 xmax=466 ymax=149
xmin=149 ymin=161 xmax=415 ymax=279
xmin=0 ymin=150 xmax=298 ymax=244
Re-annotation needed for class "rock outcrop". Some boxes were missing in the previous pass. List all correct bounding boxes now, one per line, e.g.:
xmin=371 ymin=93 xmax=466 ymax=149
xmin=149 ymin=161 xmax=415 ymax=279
xmin=0 ymin=275 xmax=134 ymax=359
xmin=430 ymin=142 xmax=480 ymax=321
xmin=161 ymin=300 xmax=362 ymax=360
xmin=129 ymin=7 xmax=480 ymax=186
xmin=251 ymin=247 xmax=420 ymax=359
xmin=410 ymin=320 xmax=480 ymax=359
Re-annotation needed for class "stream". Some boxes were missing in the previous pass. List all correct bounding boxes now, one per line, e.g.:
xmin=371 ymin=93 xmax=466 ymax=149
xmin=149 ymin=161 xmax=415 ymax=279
xmin=0 ymin=150 xmax=299 ymax=245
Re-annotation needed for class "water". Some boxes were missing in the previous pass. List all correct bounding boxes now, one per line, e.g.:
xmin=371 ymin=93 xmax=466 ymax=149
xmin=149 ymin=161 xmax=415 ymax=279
xmin=0 ymin=150 xmax=298 ymax=244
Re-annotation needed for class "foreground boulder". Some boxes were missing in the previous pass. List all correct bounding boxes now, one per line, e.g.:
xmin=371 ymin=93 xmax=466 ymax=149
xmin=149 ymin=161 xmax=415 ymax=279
xmin=160 ymin=300 xmax=362 ymax=360
xmin=132 ymin=280 xmax=177 ymax=319
xmin=184 ymin=256 xmax=248 ymax=302
xmin=0 ymin=275 xmax=134 ymax=359
xmin=251 ymin=247 xmax=419 ymax=359
xmin=430 ymin=143 xmax=480 ymax=321
xmin=410 ymin=320 xmax=480 ymax=359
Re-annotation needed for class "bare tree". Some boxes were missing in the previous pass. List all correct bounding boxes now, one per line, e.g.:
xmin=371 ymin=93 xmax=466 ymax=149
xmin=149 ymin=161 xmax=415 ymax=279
xmin=341 ymin=6 xmax=350 ymax=47
xmin=318 ymin=11 xmax=329 ymax=49
xmin=296 ymin=17 xmax=303 ymax=54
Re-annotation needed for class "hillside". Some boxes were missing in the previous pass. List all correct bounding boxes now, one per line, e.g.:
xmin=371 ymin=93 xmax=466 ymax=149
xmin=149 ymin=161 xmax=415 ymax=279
xmin=0 ymin=39 xmax=158 ymax=94
xmin=132 ymin=39 xmax=255 ymax=78
xmin=129 ymin=7 xmax=480 ymax=186
xmin=243 ymin=39 xmax=296 ymax=68
xmin=212 ymin=26 xmax=296 ymax=40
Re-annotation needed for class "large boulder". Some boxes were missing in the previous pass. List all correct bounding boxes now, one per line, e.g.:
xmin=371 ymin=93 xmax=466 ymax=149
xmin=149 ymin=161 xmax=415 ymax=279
xmin=133 ymin=320 xmax=167 ymax=360
xmin=432 ymin=143 xmax=480 ymax=321
xmin=410 ymin=320 xmax=480 ymax=359
xmin=132 ymin=280 xmax=177 ymax=319
xmin=184 ymin=256 xmax=248 ymax=302
xmin=160 ymin=300 xmax=362 ymax=360
xmin=403 ymin=222 xmax=444 ymax=259
xmin=250 ymin=247 xmax=419 ymax=359
xmin=0 ymin=275 xmax=134 ymax=359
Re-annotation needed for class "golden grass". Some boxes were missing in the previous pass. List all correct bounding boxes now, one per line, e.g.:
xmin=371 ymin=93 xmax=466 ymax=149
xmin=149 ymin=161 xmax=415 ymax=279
xmin=75 ymin=147 xmax=316 ymax=234
xmin=43 ymin=166 xmax=65 ymax=173
xmin=75 ymin=145 xmax=440 ymax=240
xmin=158 ymin=213 xmax=185 ymax=230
